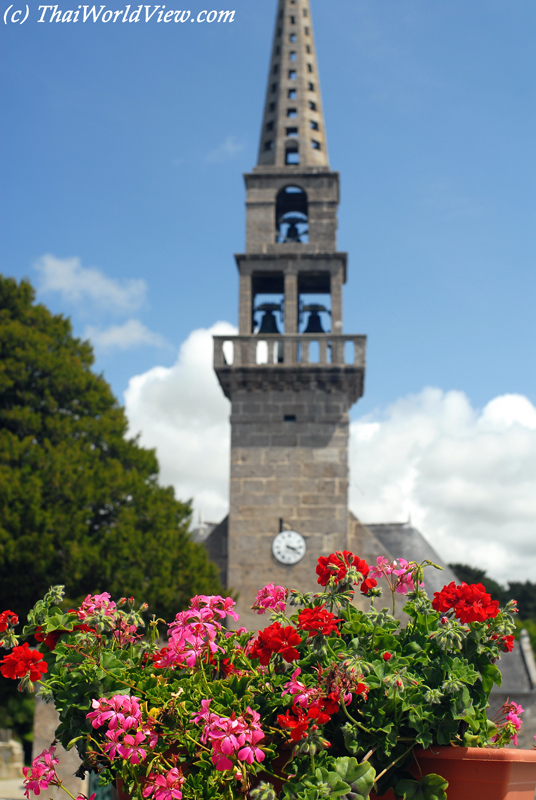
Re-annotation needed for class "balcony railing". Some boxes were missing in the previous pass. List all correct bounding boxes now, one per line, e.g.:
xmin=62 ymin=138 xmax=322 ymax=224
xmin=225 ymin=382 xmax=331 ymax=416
xmin=213 ymin=334 xmax=366 ymax=369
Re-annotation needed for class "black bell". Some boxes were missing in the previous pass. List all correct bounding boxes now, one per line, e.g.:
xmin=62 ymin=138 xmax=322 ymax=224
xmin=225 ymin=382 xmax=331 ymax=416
xmin=258 ymin=309 xmax=280 ymax=334
xmin=285 ymin=222 xmax=301 ymax=243
xmin=304 ymin=309 xmax=325 ymax=334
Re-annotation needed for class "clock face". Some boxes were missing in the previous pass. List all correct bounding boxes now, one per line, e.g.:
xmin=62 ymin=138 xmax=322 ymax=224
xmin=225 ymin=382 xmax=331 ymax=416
xmin=272 ymin=530 xmax=306 ymax=565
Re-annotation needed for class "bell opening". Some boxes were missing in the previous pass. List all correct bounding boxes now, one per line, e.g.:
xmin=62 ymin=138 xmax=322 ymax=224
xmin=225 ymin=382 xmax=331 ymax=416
xmin=276 ymin=185 xmax=309 ymax=243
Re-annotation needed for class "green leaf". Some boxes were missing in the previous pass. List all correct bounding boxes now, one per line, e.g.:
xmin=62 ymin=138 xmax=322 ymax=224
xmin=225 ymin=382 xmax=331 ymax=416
xmin=333 ymin=757 xmax=376 ymax=799
xmin=394 ymin=773 xmax=448 ymax=800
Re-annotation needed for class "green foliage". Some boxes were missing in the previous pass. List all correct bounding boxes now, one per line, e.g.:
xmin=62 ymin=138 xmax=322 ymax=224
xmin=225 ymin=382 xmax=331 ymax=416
xmin=0 ymin=275 xmax=221 ymax=621
xmin=0 ymin=275 xmax=222 ymax=754
xmin=394 ymin=773 xmax=448 ymax=800
xmin=3 ymin=555 xmax=520 ymax=800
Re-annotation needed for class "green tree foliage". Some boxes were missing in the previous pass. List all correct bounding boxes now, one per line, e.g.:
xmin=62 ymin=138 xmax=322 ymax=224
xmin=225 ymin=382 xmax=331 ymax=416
xmin=0 ymin=275 xmax=222 ymax=622
xmin=450 ymin=563 xmax=536 ymax=651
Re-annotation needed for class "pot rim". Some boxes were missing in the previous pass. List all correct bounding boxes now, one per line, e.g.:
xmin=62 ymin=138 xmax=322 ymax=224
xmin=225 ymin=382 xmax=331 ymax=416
xmin=415 ymin=746 xmax=536 ymax=763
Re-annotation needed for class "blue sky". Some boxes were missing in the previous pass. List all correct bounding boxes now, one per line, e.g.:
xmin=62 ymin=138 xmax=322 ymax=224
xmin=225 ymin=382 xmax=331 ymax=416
xmin=2 ymin=1 xmax=536 ymax=581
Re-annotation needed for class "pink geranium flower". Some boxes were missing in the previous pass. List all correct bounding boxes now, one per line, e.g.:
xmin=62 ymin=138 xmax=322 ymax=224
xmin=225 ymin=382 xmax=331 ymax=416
xmin=143 ymin=768 xmax=185 ymax=800
xmin=22 ymin=747 xmax=59 ymax=798
xmin=252 ymin=584 xmax=287 ymax=614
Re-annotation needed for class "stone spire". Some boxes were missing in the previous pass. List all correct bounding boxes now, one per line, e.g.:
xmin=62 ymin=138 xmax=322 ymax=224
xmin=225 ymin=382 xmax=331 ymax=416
xmin=257 ymin=0 xmax=328 ymax=169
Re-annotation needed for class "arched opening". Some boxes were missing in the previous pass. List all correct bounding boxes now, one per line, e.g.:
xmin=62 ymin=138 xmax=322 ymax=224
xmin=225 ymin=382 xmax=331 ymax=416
xmin=276 ymin=185 xmax=308 ymax=243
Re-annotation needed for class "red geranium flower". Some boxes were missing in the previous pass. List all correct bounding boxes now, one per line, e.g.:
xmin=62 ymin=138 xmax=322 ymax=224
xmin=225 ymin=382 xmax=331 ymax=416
xmin=432 ymin=582 xmax=499 ymax=624
xmin=277 ymin=708 xmax=309 ymax=741
xmin=297 ymin=606 xmax=341 ymax=638
xmin=360 ymin=577 xmax=377 ymax=596
xmin=432 ymin=581 xmax=460 ymax=613
xmin=353 ymin=557 xmax=370 ymax=578
xmin=0 ymin=610 xmax=18 ymax=632
xmin=35 ymin=628 xmax=63 ymax=651
xmin=266 ymin=623 xmax=302 ymax=663
xmin=316 ymin=551 xmax=355 ymax=586
xmin=250 ymin=622 xmax=302 ymax=665
xmin=0 ymin=643 xmax=48 ymax=681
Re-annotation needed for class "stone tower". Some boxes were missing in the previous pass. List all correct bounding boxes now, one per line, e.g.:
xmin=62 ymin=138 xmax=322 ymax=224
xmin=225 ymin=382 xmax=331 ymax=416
xmin=213 ymin=0 xmax=366 ymax=628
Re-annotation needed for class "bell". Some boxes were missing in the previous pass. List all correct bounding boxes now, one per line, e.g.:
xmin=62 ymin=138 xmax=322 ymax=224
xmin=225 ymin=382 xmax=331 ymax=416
xmin=304 ymin=309 xmax=325 ymax=334
xmin=258 ymin=309 xmax=280 ymax=334
xmin=285 ymin=222 xmax=301 ymax=243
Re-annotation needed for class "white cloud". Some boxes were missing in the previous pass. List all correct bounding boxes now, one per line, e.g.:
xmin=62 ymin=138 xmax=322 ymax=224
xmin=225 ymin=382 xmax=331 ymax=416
xmin=124 ymin=325 xmax=536 ymax=584
xmin=35 ymin=254 xmax=146 ymax=313
xmin=205 ymin=136 xmax=246 ymax=163
xmin=124 ymin=322 xmax=236 ymax=523
xmin=350 ymin=388 xmax=536 ymax=583
xmin=85 ymin=320 xmax=171 ymax=351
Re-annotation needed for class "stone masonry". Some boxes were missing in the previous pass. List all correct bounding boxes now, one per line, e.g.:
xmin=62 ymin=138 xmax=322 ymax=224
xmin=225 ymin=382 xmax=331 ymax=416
xmin=213 ymin=0 xmax=367 ymax=627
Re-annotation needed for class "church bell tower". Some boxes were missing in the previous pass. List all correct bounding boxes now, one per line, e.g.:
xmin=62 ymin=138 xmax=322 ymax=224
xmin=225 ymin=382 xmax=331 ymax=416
xmin=213 ymin=0 xmax=366 ymax=627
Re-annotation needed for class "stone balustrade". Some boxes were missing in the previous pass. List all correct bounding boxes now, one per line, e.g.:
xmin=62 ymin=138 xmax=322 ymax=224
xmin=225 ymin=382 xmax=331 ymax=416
xmin=213 ymin=334 xmax=366 ymax=369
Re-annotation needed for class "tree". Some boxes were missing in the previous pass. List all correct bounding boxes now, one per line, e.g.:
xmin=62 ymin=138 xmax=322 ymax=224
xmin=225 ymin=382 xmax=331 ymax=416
xmin=0 ymin=275 xmax=222 ymax=622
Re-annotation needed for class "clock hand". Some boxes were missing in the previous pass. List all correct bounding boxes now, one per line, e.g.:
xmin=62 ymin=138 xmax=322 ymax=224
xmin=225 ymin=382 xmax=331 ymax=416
xmin=286 ymin=545 xmax=300 ymax=552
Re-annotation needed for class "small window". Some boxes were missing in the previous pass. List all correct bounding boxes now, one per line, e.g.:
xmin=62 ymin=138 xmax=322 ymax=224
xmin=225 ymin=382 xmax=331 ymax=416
xmin=271 ymin=83 xmax=278 ymax=93
xmin=306 ymin=44 xmax=311 ymax=54
xmin=308 ymin=82 xmax=315 ymax=91
xmin=285 ymin=146 xmax=300 ymax=165
xmin=310 ymin=120 xmax=319 ymax=130
xmin=290 ymin=51 xmax=296 ymax=61
xmin=303 ymin=8 xmax=308 ymax=16
xmin=264 ymin=140 xmax=273 ymax=151
xmin=287 ymin=108 xmax=297 ymax=118
xmin=269 ymin=102 xmax=275 ymax=112
xmin=277 ymin=27 xmax=282 ymax=36
xmin=290 ymin=15 xmax=295 ymax=24
xmin=288 ymin=89 xmax=297 ymax=99
xmin=273 ymin=64 xmax=279 ymax=74
xmin=278 ymin=9 xmax=283 ymax=18
xmin=304 ymin=26 xmax=310 ymax=35
xmin=266 ymin=121 xmax=274 ymax=131
xmin=312 ymin=140 xmax=321 ymax=150
xmin=288 ymin=70 xmax=297 ymax=80
xmin=284 ymin=414 xmax=296 ymax=422
xmin=275 ymin=45 xmax=280 ymax=55
xmin=309 ymin=100 xmax=317 ymax=111
xmin=307 ymin=63 xmax=313 ymax=73
xmin=289 ymin=33 xmax=296 ymax=42
xmin=286 ymin=127 xmax=298 ymax=137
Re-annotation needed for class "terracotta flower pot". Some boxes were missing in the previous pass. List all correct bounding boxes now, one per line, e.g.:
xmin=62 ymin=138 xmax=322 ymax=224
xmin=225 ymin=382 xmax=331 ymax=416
xmin=370 ymin=746 xmax=536 ymax=800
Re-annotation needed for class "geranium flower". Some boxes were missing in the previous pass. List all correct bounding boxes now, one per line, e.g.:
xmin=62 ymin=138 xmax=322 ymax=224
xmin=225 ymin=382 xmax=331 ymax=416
xmin=0 ymin=610 xmax=18 ymax=632
xmin=117 ymin=730 xmax=148 ymax=764
xmin=250 ymin=622 xmax=301 ymax=664
xmin=316 ymin=551 xmax=353 ymax=586
xmin=143 ymin=768 xmax=185 ymax=800
xmin=282 ymin=667 xmax=316 ymax=707
xmin=297 ymin=606 xmax=341 ymax=638
xmin=0 ymin=643 xmax=48 ymax=681
xmin=432 ymin=582 xmax=499 ymax=623
xmin=277 ymin=708 xmax=310 ymax=741
xmin=87 ymin=695 xmax=142 ymax=730
xmin=22 ymin=747 xmax=59 ymax=797
xmin=252 ymin=583 xmax=287 ymax=614
xmin=34 ymin=628 xmax=63 ymax=650
xmin=77 ymin=592 xmax=117 ymax=621
xmin=360 ymin=577 xmax=378 ymax=596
